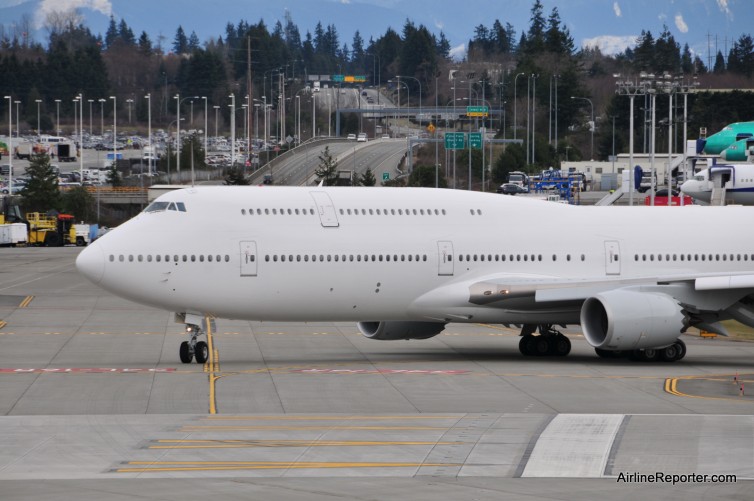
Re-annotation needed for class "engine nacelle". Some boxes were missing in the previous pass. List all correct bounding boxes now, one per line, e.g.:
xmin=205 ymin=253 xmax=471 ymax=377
xmin=358 ymin=321 xmax=446 ymax=341
xmin=580 ymin=290 xmax=685 ymax=350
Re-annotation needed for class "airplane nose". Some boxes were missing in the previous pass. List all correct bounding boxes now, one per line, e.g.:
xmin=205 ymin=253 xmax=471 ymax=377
xmin=76 ymin=241 xmax=105 ymax=284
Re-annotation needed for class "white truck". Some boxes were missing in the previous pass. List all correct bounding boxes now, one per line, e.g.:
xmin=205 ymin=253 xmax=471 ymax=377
xmin=0 ymin=223 xmax=28 ymax=246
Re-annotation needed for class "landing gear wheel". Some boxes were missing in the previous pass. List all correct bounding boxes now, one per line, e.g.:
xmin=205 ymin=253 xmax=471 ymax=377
xmin=551 ymin=335 xmax=571 ymax=356
xmin=194 ymin=341 xmax=209 ymax=364
xmin=674 ymin=339 xmax=686 ymax=361
xmin=179 ymin=341 xmax=193 ymax=363
xmin=660 ymin=343 xmax=681 ymax=362
xmin=532 ymin=336 xmax=551 ymax=356
xmin=519 ymin=336 xmax=532 ymax=356
xmin=634 ymin=348 xmax=659 ymax=362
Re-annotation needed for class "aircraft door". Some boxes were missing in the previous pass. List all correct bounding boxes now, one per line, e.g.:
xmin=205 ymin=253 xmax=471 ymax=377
xmin=309 ymin=191 xmax=339 ymax=227
xmin=240 ymin=241 xmax=258 ymax=277
xmin=604 ymin=240 xmax=620 ymax=276
xmin=437 ymin=241 xmax=454 ymax=276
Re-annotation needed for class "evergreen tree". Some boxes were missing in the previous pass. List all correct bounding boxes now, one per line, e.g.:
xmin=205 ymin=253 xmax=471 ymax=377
xmin=545 ymin=7 xmax=573 ymax=54
xmin=188 ymin=31 xmax=200 ymax=51
xmin=680 ymin=43 xmax=693 ymax=74
xmin=407 ymin=165 xmax=447 ymax=187
xmin=728 ymin=34 xmax=754 ymax=77
xmin=492 ymin=144 xmax=525 ymax=184
xmin=436 ymin=31 xmax=451 ymax=58
xmin=173 ymin=26 xmax=188 ymax=54
xmin=315 ymin=146 xmax=339 ymax=185
xmin=104 ymin=15 xmax=118 ymax=49
xmin=358 ymin=167 xmax=376 ymax=186
xmin=118 ymin=19 xmax=135 ymax=46
xmin=223 ymin=167 xmax=249 ymax=185
xmin=20 ymin=154 xmax=61 ymax=212
xmin=61 ymin=186 xmax=94 ymax=222
xmin=106 ymin=165 xmax=122 ymax=187
xmin=633 ymin=30 xmax=655 ymax=71
xmin=351 ymin=30 xmax=365 ymax=68
xmin=713 ymin=50 xmax=726 ymax=73
xmin=524 ymin=0 xmax=547 ymax=54
xmin=138 ymin=31 xmax=153 ymax=56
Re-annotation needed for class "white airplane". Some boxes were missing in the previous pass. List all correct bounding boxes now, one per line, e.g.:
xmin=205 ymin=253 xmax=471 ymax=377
xmin=76 ymin=186 xmax=754 ymax=364
xmin=681 ymin=163 xmax=754 ymax=205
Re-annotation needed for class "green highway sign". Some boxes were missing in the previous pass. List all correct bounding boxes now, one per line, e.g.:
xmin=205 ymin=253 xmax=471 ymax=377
xmin=332 ymin=74 xmax=345 ymax=82
xmin=383 ymin=172 xmax=390 ymax=181
xmin=469 ymin=132 xmax=483 ymax=149
xmin=466 ymin=106 xmax=489 ymax=117
xmin=444 ymin=132 xmax=465 ymax=150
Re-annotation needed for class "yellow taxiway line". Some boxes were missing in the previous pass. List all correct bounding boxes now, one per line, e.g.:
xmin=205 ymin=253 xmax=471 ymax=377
xmin=18 ymin=296 xmax=34 ymax=308
xmin=205 ymin=316 xmax=218 ymax=414
xmin=149 ymin=439 xmax=464 ymax=449
xmin=664 ymin=376 xmax=753 ymax=402
xmin=180 ymin=425 xmax=448 ymax=431
xmin=117 ymin=461 xmax=460 ymax=473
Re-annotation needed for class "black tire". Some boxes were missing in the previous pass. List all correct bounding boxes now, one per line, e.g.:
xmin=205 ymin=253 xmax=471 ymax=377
xmin=674 ymin=339 xmax=687 ymax=361
xmin=551 ymin=336 xmax=571 ymax=356
xmin=44 ymin=232 xmax=61 ymax=247
xmin=76 ymin=236 xmax=86 ymax=246
xmin=519 ymin=336 xmax=531 ymax=356
xmin=195 ymin=341 xmax=209 ymax=364
xmin=660 ymin=344 xmax=680 ymax=362
xmin=635 ymin=348 xmax=659 ymax=362
xmin=595 ymin=348 xmax=613 ymax=358
xmin=179 ymin=341 xmax=193 ymax=363
xmin=532 ymin=336 xmax=550 ymax=356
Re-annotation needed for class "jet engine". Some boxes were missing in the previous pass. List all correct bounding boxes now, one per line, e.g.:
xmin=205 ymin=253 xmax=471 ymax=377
xmin=580 ymin=290 xmax=685 ymax=350
xmin=358 ymin=321 xmax=446 ymax=340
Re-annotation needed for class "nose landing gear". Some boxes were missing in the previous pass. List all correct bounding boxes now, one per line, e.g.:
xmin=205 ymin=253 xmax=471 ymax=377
xmin=178 ymin=322 xmax=209 ymax=364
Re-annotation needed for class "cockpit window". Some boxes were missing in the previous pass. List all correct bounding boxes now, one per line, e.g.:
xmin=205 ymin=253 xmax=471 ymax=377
xmin=144 ymin=201 xmax=187 ymax=213
xmin=144 ymin=201 xmax=170 ymax=213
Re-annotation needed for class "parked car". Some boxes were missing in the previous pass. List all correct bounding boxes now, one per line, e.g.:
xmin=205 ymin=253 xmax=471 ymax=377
xmin=357 ymin=133 xmax=367 ymax=142
xmin=347 ymin=133 xmax=356 ymax=140
xmin=496 ymin=183 xmax=525 ymax=195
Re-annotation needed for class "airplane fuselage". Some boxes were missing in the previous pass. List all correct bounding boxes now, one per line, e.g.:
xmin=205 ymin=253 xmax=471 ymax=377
xmin=78 ymin=187 xmax=754 ymax=326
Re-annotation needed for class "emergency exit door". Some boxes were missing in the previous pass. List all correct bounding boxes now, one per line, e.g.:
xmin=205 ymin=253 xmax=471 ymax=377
xmin=604 ymin=240 xmax=620 ymax=275
xmin=240 ymin=241 xmax=258 ymax=276
xmin=437 ymin=241 xmax=454 ymax=276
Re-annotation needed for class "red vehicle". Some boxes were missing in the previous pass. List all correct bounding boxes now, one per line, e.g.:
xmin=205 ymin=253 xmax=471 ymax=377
xmin=644 ymin=189 xmax=694 ymax=206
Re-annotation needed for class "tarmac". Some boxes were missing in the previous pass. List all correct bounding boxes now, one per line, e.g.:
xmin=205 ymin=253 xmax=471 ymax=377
xmin=0 ymin=246 xmax=752 ymax=499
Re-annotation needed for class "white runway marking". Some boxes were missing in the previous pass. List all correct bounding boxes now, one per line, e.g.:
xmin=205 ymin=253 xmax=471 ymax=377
xmin=522 ymin=414 xmax=624 ymax=477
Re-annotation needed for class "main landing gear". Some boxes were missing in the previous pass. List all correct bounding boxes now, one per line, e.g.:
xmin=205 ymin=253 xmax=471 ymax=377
xmin=518 ymin=324 xmax=572 ymax=357
xmin=179 ymin=323 xmax=209 ymax=364
xmin=595 ymin=339 xmax=686 ymax=362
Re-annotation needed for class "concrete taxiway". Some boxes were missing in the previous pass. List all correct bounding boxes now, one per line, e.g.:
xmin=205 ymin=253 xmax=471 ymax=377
xmin=0 ymin=247 xmax=752 ymax=499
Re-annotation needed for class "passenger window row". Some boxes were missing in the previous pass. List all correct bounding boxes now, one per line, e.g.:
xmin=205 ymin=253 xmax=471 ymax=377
xmin=458 ymin=253 xmax=586 ymax=262
xmin=109 ymin=254 xmax=231 ymax=263
xmin=241 ymin=208 xmax=316 ymax=216
xmin=634 ymin=253 xmax=752 ymax=262
xmin=339 ymin=208 xmax=448 ymax=216
xmin=264 ymin=253 xmax=429 ymax=263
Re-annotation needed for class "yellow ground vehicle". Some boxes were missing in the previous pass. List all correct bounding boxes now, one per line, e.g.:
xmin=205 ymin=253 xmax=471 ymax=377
xmin=26 ymin=212 xmax=87 ymax=246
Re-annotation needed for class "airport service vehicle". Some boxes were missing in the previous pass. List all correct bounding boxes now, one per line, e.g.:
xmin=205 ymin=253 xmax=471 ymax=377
xmin=28 ymin=212 xmax=89 ymax=246
xmin=0 ymin=223 xmax=27 ymax=246
xmin=77 ymin=186 xmax=754 ymax=365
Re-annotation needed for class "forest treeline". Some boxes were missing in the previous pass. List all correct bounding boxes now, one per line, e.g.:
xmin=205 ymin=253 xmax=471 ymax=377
xmin=1 ymin=0 xmax=752 ymax=170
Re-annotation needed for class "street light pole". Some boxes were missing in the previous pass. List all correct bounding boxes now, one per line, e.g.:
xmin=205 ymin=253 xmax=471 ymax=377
xmin=229 ymin=93 xmax=236 ymax=168
xmin=4 ymin=95 xmax=13 ymax=195
xmin=570 ymin=96 xmax=594 ymax=160
xmin=109 ymin=96 xmax=117 ymax=173
xmin=35 ymin=99 xmax=42 ymax=140
xmin=200 ymin=96 xmax=208 ymax=167
xmin=88 ymin=99 xmax=93 ymax=136
xmin=213 ymin=105 xmax=220 ymax=139
xmin=145 ymin=93 xmax=152 ymax=176
xmin=54 ymin=99 xmax=61 ymax=135
xmin=513 ymin=72 xmax=524 ymax=141
xmin=126 ymin=98 xmax=133 ymax=125
xmin=99 ymin=98 xmax=105 ymax=136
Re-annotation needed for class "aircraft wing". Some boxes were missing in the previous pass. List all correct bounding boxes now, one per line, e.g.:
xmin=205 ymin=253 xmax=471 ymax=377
xmin=466 ymin=272 xmax=754 ymax=305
